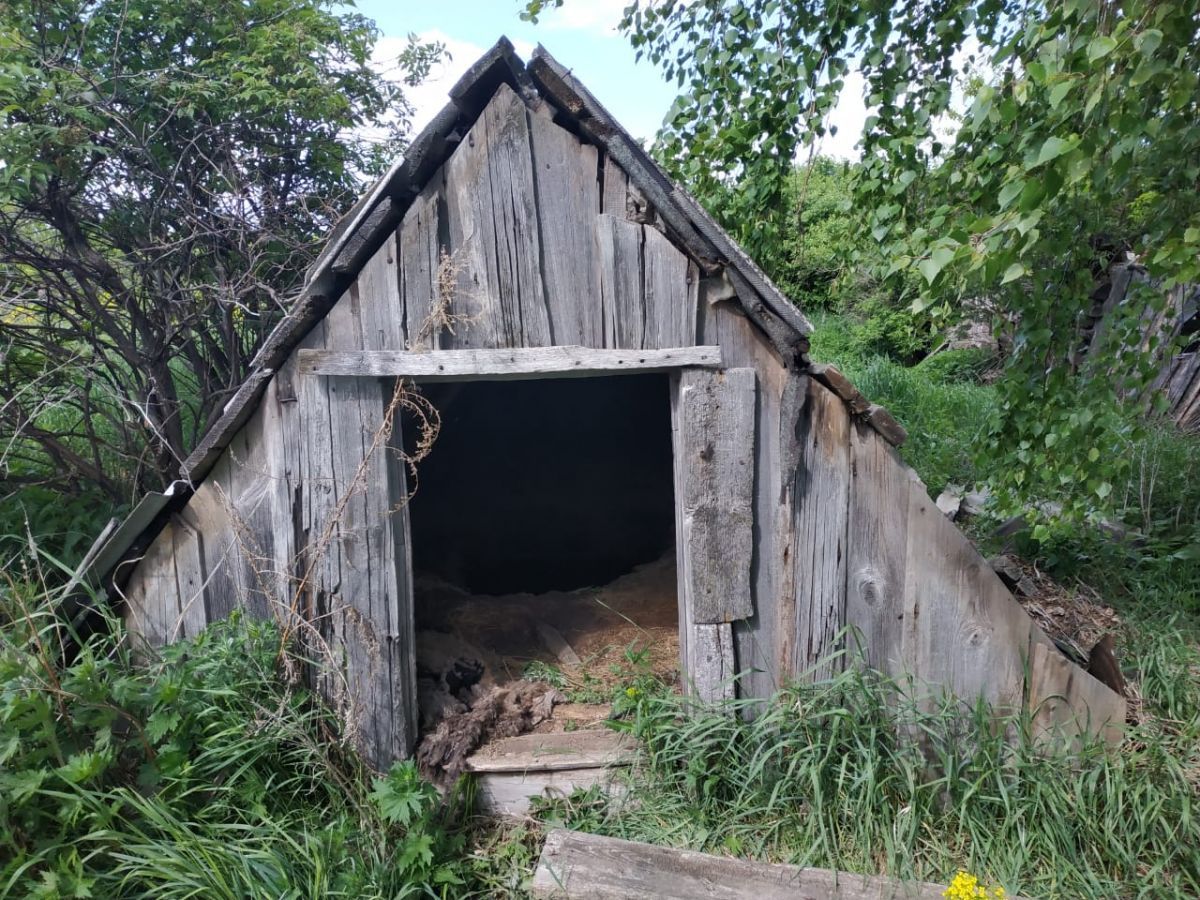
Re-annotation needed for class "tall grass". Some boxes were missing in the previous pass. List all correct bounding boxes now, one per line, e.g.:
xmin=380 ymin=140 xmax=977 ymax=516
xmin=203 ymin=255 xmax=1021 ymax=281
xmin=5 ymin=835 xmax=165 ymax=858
xmin=0 ymin=567 xmax=467 ymax=899
xmin=523 ymin=661 xmax=1200 ymax=899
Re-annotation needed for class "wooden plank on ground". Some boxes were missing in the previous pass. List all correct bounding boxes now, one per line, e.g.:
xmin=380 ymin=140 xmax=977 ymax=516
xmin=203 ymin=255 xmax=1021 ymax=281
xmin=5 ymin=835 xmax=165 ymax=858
xmin=475 ymin=768 xmax=629 ymax=819
xmin=298 ymin=346 xmax=723 ymax=379
xmin=788 ymin=379 xmax=851 ymax=681
xmin=465 ymin=732 xmax=634 ymax=773
xmin=676 ymin=368 xmax=756 ymax=624
xmin=531 ymin=829 xmax=1005 ymax=900
xmin=845 ymin=421 xmax=910 ymax=677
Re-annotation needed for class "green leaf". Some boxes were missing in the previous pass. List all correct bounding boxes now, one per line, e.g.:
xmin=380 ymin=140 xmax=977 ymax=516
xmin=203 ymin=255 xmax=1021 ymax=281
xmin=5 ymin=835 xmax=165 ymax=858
xmin=1033 ymin=136 xmax=1075 ymax=167
xmin=1001 ymin=263 xmax=1026 ymax=284
xmin=998 ymin=179 xmax=1024 ymax=209
xmin=1048 ymin=81 xmax=1072 ymax=109
xmin=1095 ymin=481 xmax=1112 ymax=499
xmin=918 ymin=246 xmax=956 ymax=285
xmin=1086 ymin=36 xmax=1117 ymax=62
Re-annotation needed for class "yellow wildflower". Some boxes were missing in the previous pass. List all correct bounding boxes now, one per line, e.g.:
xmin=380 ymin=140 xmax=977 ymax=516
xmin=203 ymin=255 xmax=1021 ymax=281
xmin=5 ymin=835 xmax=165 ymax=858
xmin=943 ymin=871 xmax=1006 ymax=899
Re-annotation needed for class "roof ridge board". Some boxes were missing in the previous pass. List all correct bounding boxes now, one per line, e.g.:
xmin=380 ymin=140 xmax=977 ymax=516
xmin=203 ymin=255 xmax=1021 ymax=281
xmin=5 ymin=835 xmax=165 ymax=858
xmin=528 ymin=44 xmax=811 ymax=342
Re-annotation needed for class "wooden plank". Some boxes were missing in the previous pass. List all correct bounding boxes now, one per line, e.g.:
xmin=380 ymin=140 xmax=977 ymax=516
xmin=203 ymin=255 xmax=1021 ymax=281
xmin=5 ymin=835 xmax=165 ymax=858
xmin=397 ymin=184 xmax=442 ymax=350
xmin=528 ymin=104 xmax=603 ymax=346
xmin=474 ymin=767 xmax=628 ymax=818
xmin=531 ymin=829 xmax=999 ymax=900
xmin=187 ymin=453 xmax=242 ymax=624
xmin=169 ymin=512 xmax=208 ymax=641
xmin=1028 ymin=635 xmax=1126 ymax=749
xmin=600 ymin=154 xmax=629 ymax=217
xmin=594 ymin=215 xmax=646 ymax=349
xmin=356 ymin=231 xmax=404 ymax=352
xmin=442 ymin=82 xmax=549 ymax=349
xmin=900 ymin=479 xmax=1032 ymax=715
xmin=643 ymin=225 xmax=697 ymax=348
xmin=845 ymin=422 xmax=910 ymax=677
xmin=788 ymin=379 xmax=851 ymax=681
xmin=298 ymin=346 xmax=723 ymax=379
xmin=465 ymin=732 xmax=634 ymax=773
xmin=121 ymin=521 xmax=179 ymax=649
xmin=687 ymin=624 xmax=736 ymax=704
xmin=676 ymin=368 xmax=756 ymax=624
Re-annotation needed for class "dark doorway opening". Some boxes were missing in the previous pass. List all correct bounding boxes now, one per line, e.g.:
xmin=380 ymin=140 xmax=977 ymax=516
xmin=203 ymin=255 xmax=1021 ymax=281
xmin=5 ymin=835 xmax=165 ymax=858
xmin=402 ymin=374 xmax=681 ymax=756
xmin=405 ymin=374 xmax=676 ymax=595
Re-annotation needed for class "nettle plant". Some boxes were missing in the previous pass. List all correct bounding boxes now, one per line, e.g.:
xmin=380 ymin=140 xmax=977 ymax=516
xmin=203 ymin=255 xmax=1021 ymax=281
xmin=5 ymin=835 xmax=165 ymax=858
xmin=525 ymin=0 xmax=1200 ymax=533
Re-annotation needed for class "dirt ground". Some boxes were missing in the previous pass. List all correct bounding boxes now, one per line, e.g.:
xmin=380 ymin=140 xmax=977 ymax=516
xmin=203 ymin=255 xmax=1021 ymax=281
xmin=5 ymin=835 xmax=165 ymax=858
xmin=413 ymin=553 xmax=680 ymax=738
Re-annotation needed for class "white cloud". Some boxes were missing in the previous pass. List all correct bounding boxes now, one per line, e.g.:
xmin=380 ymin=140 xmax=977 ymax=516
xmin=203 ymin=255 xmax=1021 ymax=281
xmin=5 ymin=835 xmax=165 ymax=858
xmin=538 ymin=0 xmax=632 ymax=35
xmin=372 ymin=31 xmax=536 ymax=139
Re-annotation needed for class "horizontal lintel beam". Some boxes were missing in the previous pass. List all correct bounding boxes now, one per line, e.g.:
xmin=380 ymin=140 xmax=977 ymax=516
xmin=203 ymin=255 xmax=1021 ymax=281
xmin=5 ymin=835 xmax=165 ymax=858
xmin=296 ymin=345 xmax=724 ymax=380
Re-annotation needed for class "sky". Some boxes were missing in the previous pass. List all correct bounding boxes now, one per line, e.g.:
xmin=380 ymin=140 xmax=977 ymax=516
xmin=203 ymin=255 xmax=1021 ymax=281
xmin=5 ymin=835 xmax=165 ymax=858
xmin=353 ymin=0 xmax=869 ymax=159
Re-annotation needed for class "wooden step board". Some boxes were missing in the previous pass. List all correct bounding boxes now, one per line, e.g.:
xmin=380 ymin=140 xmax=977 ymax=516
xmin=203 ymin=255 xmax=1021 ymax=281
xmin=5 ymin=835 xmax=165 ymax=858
xmin=532 ymin=830 xmax=1029 ymax=899
xmin=466 ymin=732 xmax=634 ymax=817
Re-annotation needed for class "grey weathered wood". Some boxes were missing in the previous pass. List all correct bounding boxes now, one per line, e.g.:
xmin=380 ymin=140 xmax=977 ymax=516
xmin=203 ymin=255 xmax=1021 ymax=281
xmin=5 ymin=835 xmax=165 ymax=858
xmin=186 ymin=452 xmax=241 ymax=624
xmin=845 ymin=422 xmax=910 ymax=677
xmin=643 ymin=225 xmax=697 ymax=348
xmin=298 ymin=346 xmax=722 ymax=379
xmin=397 ymin=183 xmax=441 ymax=350
xmin=169 ymin=512 xmax=208 ymax=641
xmin=1028 ymin=634 xmax=1126 ymax=749
xmin=528 ymin=103 xmax=603 ymax=346
xmin=594 ymin=215 xmax=646 ymax=349
xmin=442 ymin=82 xmax=549 ymax=349
xmin=474 ymin=767 xmax=628 ymax=818
xmin=864 ymin=403 xmax=908 ymax=447
xmin=676 ymin=368 xmax=756 ymax=624
xmin=121 ymin=521 xmax=179 ymax=648
xmin=600 ymin=154 xmax=629 ymax=217
xmin=332 ymin=198 xmax=396 ymax=276
xmin=531 ymin=829 xmax=999 ymax=900
xmin=465 ymin=731 xmax=634 ymax=773
xmin=900 ymin=479 xmax=1032 ymax=715
xmin=788 ymin=379 xmax=851 ymax=680
xmin=356 ymin=232 xmax=404 ymax=352
xmin=687 ymin=624 xmax=736 ymax=704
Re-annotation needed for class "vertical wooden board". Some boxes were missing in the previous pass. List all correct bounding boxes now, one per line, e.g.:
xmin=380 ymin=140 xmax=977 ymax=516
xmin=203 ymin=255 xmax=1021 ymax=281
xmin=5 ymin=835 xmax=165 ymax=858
xmin=188 ymin=451 xmax=242 ymax=623
xmin=122 ymin=522 xmax=179 ymax=648
xmin=225 ymin=403 xmax=277 ymax=622
xmin=442 ymin=82 xmax=549 ymax=349
xmin=677 ymin=368 xmax=756 ymax=624
xmin=528 ymin=105 xmax=603 ymax=346
xmin=1028 ymin=634 xmax=1126 ymax=749
xmin=643 ymin=225 xmax=696 ymax=348
xmin=384 ymin=385 xmax=419 ymax=756
xmin=170 ymin=512 xmax=208 ymax=641
xmin=845 ymin=422 xmax=910 ymax=677
xmin=788 ymin=379 xmax=851 ymax=681
xmin=397 ymin=183 xmax=442 ymax=350
xmin=900 ymin=479 xmax=1032 ymax=715
xmin=357 ymin=232 xmax=404 ymax=351
xmin=296 ymin=319 xmax=338 ymax=588
xmin=594 ymin=214 xmax=645 ymax=349
xmin=688 ymin=624 xmax=736 ymax=704
xmin=318 ymin=286 xmax=415 ymax=765
xmin=600 ymin=153 xmax=629 ymax=217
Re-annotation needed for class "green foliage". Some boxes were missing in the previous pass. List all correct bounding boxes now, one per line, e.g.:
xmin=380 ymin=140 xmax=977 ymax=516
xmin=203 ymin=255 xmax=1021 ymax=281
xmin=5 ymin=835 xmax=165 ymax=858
xmin=0 ymin=577 xmax=466 ymax=898
xmin=809 ymin=316 xmax=998 ymax=495
xmin=528 ymin=0 xmax=1200 ymax=530
xmin=0 ymin=0 xmax=440 ymax=499
xmin=538 ymin=661 xmax=1200 ymax=897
